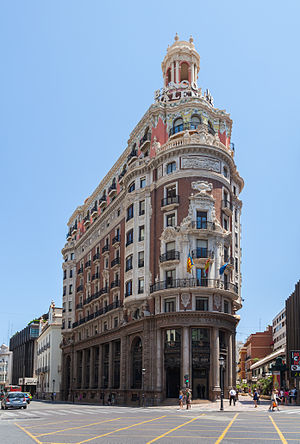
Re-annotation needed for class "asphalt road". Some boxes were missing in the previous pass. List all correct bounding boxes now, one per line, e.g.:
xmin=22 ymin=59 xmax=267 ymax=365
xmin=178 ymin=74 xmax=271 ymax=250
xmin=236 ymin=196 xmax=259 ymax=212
xmin=1 ymin=401 xmax=300 ymax=443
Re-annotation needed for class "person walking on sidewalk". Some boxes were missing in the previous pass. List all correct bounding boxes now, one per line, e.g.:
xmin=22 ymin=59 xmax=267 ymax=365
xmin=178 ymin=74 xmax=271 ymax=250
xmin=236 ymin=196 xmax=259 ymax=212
xmin=229 ymin=387 xmax=237 ymax=406
xmin=269 ymin=390 xmax=280 ymax=411
xmin=178 ymin=390 xmax=184 ymax=410
xmin=186 ymin=388 xmax=192 ymax=410
xmin=253 ymin=389 xmax=259 ymax=408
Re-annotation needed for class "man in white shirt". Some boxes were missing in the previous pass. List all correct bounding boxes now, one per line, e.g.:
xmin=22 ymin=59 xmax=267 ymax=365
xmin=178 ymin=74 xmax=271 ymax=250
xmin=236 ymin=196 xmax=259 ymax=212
xmin=229 ymin=388 xmax=237 ymax=406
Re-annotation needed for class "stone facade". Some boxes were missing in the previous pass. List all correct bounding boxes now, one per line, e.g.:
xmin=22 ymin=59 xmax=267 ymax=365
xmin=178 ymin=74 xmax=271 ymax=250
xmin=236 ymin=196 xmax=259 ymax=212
xmin=61 ymin=36 xmax=244 ymax=404
xmin=0 ymin=344 xmax=13 ymax=390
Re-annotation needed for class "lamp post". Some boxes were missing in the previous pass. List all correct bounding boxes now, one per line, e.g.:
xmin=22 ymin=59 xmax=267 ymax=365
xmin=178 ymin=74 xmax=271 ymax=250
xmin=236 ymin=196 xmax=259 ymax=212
xmin=219 ymin=356 xmax=225 ymax=411
xmin=142 ymin=368 xmax=146 ymax=408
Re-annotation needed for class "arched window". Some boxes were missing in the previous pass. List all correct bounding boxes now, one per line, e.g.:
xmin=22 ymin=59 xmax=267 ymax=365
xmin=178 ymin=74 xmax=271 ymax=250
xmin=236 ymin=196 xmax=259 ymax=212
xmin=173 ymin=117 xmax=183 ymax=134
xmin=191 ymin=115 xmax=201 ymax=129
xmin=180 ymin=62 xmax=189 ymax=81
xmin=131 ymin=337 xmax=142 ymax=388
xmin=208 ymin=121 xmax=215 ymax=135
xmin=166 ymin=68 xmax=171 ymax=85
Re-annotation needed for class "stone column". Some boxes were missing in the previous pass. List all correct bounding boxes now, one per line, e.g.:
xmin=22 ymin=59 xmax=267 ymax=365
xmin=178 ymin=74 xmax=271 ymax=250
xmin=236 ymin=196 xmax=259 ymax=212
xmin=211 ymin=327 xmax=220 ymax=399
xmin=89 ymin=347 xmax=95 ymax=389
xmin=182 ymin=327 xmax=190 ymax=388
xmin=232 ymin=332 xmax=237 ymax=387
xmin=108 ymin=342 xmax=113 ymax=388
xmin=171 ymin=62 xmax=174 ymax=83
xmin=120 ymin=337 xmax=126 ymax=390
xmin=156 ymin=329 xmax=163 ymax=392
xmin=190 ymin=64 xmax=194 ymax=84
xmin=98 ymin=345 xmax=103 ymax=388
xmin=81 ymin=349 xmax=86 ymax=389
xmin=227 ymin=333 xmax=233 ymax=390
xmin=176 ymin=61 xmax=179 ymax=83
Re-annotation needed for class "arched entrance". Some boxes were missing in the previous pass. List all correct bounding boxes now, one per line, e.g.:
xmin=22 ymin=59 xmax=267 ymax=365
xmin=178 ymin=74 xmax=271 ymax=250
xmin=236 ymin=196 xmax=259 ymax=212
xmin=164 ymin=329 xmax=181 ymax=398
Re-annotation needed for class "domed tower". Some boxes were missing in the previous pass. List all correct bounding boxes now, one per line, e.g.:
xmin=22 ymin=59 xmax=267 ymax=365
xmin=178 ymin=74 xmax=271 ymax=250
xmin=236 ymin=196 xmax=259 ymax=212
xmin=162 ymin=34 xmax=200 ymax=87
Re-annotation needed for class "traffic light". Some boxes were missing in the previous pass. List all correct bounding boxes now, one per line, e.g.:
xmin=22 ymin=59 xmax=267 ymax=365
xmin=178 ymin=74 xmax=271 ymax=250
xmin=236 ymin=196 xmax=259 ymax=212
xmin=184 ymin=374 xmax=189 ymax=387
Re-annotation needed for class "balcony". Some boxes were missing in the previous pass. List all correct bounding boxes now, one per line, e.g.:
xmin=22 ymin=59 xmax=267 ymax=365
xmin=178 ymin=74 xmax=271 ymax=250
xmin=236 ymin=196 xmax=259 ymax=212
xmin=192 ymin=248 xmax=214 ymax=259
xmin=161 ymin=195 xmax=180 ymax=208
xmin=99 ymin=286 xmax=109 ymax=295
xmin=102 ymin=244 xmax=109 ymax=254
xmin=111 ymin=279 xmax=120 ymax=289
xmin=127 ymin=149 xmax=138 ymax=165
xmin=85 ymin=260 xmax=91 ymax=269
xmin=111 ymin=257 xmax=120 ymax=268
xmin=92 ymin=272 xmax=99 ymax=281
xmin=78 ymin=266 xmax=83 ymax=275
xmin=99 ymin=196 xmax=107 ymax=209
xmin=168 ymin=121 xmax=215 ymax=137
xmin=112 ymin=235 xmax=121 ymax=246
xmin=66 ymin=230 xmax=72 ymax=241
xmin=93 ymin=252 xmax=100 ymax=262
xmin=118 ymin=168 xmax=127 ymax=184
xmin=83 ymin=215 xmax=90 ymax=227
xmin=91 ymin=205 xmax=98 ymax=218
xmin=191 ymin=221 xmax=216 ymax=231
xmin=72 ymin=301 xmax=121 ymax=328
xmin=108 ymin=182 xmax=117 ymax=198
xmin=222 ymin=199 xmax=233 ymax=216
xmin=139 ymin=133 xmax=151 ymax=151
xmin=150 ymin=278 xmax=238 ymax=294
xmin=160 ymin=250 xmax=180 ymax=263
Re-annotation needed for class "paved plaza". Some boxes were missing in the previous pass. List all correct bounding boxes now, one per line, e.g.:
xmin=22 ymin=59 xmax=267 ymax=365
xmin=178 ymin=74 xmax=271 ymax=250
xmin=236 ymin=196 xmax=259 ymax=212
xmin=1 ymin=397 xmax=300 ymax=443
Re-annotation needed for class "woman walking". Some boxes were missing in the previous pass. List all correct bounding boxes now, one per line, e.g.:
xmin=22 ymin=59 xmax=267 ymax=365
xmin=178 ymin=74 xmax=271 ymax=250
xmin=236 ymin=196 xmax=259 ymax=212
xmin=269 ymin=390 xmax=280 ymax=411
xmin=178 ymin=390 xmax=184 ymax=410
xmin=253 ymin=389 xmax=259 ymax=408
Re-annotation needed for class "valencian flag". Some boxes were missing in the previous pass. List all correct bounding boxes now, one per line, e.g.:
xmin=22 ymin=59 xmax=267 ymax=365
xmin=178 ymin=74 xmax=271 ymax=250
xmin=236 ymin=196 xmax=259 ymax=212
xmin=219 ymin=263 xmax=229 ymax=275
xmin=204 ymin=258 xmax=211 ymax=275
xmin=187 ymin=252 xmax=194 ymax=273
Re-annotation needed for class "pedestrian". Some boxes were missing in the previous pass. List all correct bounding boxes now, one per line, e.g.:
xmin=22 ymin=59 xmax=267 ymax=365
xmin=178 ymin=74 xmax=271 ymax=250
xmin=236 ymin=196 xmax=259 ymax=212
xmin=186 ymin=389 xmax=192 ymax=410
xmin=229 ymin=387 xmax=237 ymax=406
xmin=178 ymin=390 xmax=184 ymax=410
xmin=269 ymin=390 xmax=280 ymax=411
xmin=284 ymin=389 xmax=289 ymax=405
xmin=253 ymin=389 xmax=259 ymax=408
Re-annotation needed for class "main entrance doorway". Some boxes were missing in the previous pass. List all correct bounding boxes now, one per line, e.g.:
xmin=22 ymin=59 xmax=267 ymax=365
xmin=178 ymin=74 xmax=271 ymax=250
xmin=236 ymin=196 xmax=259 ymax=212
xmin=192 ymin=368 xmax=209 ymax=399
xmin=191 ymin=328 xmax=210 ymax=399
xmin=164 ymin=328 xmax=181 ymax=398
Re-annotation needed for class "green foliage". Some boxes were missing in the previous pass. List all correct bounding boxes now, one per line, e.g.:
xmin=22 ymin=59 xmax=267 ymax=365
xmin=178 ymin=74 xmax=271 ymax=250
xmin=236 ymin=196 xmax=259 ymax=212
xmin=258 ymin=376 xmax=272 ymax=395
xmin=27 ymin=319 xmax=40 ymax=325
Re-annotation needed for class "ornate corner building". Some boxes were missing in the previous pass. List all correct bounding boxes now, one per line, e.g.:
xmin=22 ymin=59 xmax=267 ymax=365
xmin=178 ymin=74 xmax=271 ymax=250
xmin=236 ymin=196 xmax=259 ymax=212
xmin=61 ymin=35 xmax=244 ymax=404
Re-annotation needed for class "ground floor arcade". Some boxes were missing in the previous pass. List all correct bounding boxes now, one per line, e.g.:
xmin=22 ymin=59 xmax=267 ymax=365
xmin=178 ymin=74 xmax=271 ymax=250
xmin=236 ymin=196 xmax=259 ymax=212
xmin=61 ymin=312 xmax=237 ymax=405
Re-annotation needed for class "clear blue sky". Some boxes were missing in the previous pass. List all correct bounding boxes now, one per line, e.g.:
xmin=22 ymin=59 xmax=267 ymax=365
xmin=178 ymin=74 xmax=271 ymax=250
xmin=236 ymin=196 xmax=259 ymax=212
xmin=1 ymin=0 xmax=300 ymax=345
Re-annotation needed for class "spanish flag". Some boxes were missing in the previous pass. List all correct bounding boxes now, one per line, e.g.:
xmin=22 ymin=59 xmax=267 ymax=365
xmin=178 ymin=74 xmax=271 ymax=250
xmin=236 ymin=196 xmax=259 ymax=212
xmin=187 ymin=252 xmax=194 ymax=273
xmin=204 ymin=258 xmax=211 ymax=275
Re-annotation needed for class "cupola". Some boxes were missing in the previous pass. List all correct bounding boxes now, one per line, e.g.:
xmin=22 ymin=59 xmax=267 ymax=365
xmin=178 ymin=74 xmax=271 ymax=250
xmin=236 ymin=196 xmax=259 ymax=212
xmin=161 ymin=34 xmax=200 ymax=87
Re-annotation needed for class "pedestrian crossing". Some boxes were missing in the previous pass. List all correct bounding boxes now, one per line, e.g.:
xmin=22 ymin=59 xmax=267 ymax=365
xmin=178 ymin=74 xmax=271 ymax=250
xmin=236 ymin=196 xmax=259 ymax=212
xmin=0 ymin=406 xmax=170 ymax=420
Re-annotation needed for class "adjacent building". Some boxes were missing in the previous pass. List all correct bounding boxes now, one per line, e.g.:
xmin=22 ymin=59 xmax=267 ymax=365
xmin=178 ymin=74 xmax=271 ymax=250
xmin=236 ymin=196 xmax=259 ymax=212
xmin=0 ymin=344 xmax=13 ymax=390
xmin=272 ymin=308 xmax=286 ymax=353
xmin=9 ymin=320 xmax=40 ymax=392
xmin=61 ymin=35 xmax=244 ymax=403
xmin=244 ymin=326 xmax=273 ymax=382
xmin=36 ymin=302 xmax=62 ymax=399
xmin=286 ymin=280 xmax=300 ymax=398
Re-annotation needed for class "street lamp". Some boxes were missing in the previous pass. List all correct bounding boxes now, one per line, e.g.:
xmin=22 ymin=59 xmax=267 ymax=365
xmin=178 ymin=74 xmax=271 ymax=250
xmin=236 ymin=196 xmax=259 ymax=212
xmin=142 ymin=368 xmax=146 ymax=408
xmin=219 ymin=356 xmax=225 ymax=411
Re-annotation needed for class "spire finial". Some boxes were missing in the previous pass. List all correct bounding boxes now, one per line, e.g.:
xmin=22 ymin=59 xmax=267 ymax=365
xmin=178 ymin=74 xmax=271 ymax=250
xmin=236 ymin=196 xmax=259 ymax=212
xmin=174 ymin=32 xmax=179 ymax=42
xmin=189 ymin=35 xmax=194 ymax=43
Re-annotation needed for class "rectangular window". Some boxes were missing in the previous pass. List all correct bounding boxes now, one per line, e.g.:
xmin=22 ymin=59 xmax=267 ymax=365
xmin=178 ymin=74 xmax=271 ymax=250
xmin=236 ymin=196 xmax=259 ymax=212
xmin=114 ymin=317 xmax=118 ymax=328
xmin=63 ymin=270 xmax=67 ymax=280
xmin=126 ymin=229 xmax=133 ymax=246
xmin=138 ymin=278 xmax=144 ymax=294
xmin=196 ymin=268 xmax=207 ymax=287
xmin=71 ymin=253 xmax=74 ymax=260
xmin=139 ymin=225 xmax=145 ymax=241
xmin=125 ymin=280 xmax=132 ymax=297
xmin=223 ymin=217 xmax=228 ymax=231
xmin=196 ymin=211 xmax=207 ymax=229
xmin=63 ymin=286 xmax=66 ymax=296
xmin=165 ymin=269 xmax=176 ymax=288
xmin=166 ymin=185 xmax=176 ymax=198
xmin=68 ymin=301 xmax=72 ymax=311
xmin=138 ymin=251 xmax=144 ymax=267
xmin=69 ymin=269 xmax=73 ymax=278
xmin=164 ymin=298 xmax=176 ymax=312
xmin=127 ymin=204 xmax=134 ymax=221
xmin=139 ymin=200 xmax=145 ymax=215
xmin=235 ymin=233 xmax=238 ymax=247
xmin=126 ymin=255 xmax=133 ymax=271
xmin=68 ymin=319 xmax=71 ymax=329
xmin=128 ymin=181 xmax=135 ymax=193
xmin=224 ymin=300 xmax=229 ymax=313
xmin=235 ymin=257 xmax=238 ymax=272
xmin=140 ymin=177 xmax=146 ymax=188
xmin=166 ymin=161 xmax=176 ymax=174
xmin=196 ymin=297 xmax=208 ymax=311
xmin=69 ymin=284 xmax=73 ymax=294
xmin=166 ymin=213 xmax=175 ymax=227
